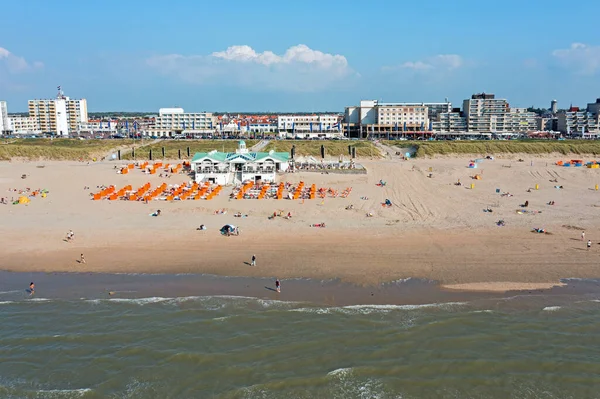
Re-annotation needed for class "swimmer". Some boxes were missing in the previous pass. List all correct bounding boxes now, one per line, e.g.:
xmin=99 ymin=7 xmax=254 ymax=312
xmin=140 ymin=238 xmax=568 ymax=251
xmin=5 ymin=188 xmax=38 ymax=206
xmin=29 ymin=282 xmax=35 ymax=295
xmin=275 ymin=279 xmax=281 ymax=293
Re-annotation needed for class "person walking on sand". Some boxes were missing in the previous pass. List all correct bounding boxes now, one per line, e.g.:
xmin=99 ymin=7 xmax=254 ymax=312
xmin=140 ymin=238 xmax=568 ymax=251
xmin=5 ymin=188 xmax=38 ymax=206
xmin=80 ymin=253 xmax=86 ymax=264
xmin=251 ymin=254 xmax=256 ymax=267
xmin=275 ymin=279 xmax=281 ymax=293
xmin=582 ymin=231 xmax=585 ymax=241
xmin=587 ymin=240 xmax=592 ymax=250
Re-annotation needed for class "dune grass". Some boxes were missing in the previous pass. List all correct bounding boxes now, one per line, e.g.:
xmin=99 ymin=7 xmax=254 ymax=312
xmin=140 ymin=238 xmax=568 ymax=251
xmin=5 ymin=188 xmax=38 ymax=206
xmin=263 ymin=140 xmax=380 ymax=157
xmin=0 ymin=139 xmax=134 ymax=160
xmin=384 ymin=140 xmax=600 ymax=158
xmin=120 ymin=140 xmax=259 ymax=160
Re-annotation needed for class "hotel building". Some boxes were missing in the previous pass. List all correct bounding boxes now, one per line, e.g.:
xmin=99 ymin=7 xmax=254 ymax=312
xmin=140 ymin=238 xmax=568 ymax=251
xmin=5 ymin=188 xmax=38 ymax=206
xmin=9 ymin=116 xmax=41 ymax=135
xmin=146 ymin=108 xmax=213 ymax=137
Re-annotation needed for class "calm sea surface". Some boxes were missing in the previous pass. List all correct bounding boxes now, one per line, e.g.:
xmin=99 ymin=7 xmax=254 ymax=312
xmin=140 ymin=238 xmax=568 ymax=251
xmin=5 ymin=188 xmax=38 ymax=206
xmin=1 ymin=273 xmax=600 ymax=398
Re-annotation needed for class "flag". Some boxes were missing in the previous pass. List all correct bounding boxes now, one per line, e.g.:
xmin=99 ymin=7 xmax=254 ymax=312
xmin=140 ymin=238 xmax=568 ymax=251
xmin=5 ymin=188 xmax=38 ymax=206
xmin=133 ymin=121 xmax=138 ymax=130
xmin=193 ymin=120 xmax=195 ymax=130
xmin=125 ymin=120 xmax=129 ymax=131
xmin=421 ymin=121 xmax=424 ymax=131
xmin=220 ymin=121 xmax=223 ymax=131
xmin=429 ymin=120 xmax=433 ymax=131
xmin=209 ymin=120 xmax=212 ymax=129
xmin=182 ymin=122 xmax=186 ymax=130
xmin=108 ymin=120 xmax=111 ymax=129
xmin=100 ymin=121 xmax=103 ymax=129
xmin=310 ymin=122 xmax=313 ymax=132
xmin=292 ymin=122 xmax=295 ymax=133
xmin=394 ymin=122 xmax=398 ymax=131
xmin=238 ymin=122 xmax=241 ymax=130
xmin=319 ymin=122 xmax=322 ymax=132
xmin=403 ymin=122 xmax=407 ymax=131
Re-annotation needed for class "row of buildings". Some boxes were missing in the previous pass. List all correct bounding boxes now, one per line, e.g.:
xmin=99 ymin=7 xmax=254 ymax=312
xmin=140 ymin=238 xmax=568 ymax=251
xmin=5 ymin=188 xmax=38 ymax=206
xmin=2 ymin=89 xmax=600 ymax=139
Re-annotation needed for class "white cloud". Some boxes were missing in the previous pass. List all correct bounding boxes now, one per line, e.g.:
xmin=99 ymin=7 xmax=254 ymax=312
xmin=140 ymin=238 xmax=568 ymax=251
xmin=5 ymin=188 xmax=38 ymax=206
xmin=0 ymin=46 xmax=43 ymax=73
xmin=146 ymin=44 xmax=355 ymax=92
xmin=385 ymin=54 xmax=464 ymax=72
xmin=552 ymin=43 xmax=600 ymax=75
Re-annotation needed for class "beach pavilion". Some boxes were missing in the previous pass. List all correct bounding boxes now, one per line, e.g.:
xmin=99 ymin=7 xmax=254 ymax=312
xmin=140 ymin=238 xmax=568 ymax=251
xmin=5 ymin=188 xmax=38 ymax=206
xmin=191 ymin=140 xmax=290 ymax=185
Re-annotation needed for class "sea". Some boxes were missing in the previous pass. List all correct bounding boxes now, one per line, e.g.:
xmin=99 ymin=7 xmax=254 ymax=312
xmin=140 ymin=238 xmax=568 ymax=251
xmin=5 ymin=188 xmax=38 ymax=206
xmin=2 ymin=272 xmax=600 ymax=398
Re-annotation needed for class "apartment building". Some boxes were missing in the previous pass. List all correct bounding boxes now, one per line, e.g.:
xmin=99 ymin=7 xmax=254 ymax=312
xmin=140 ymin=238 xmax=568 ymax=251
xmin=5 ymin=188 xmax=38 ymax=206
xmin=0 ymin=101 xmax=9 ymax=134
xmin=557 ymin=106 xmax=600 ymax=137
xmin=462 ymin=93 xmax=537 ymax=135
xmin=277 ymin=114 xmax=341 ymax=138
xmin=432 ymin=110 xmax=467 ymax=133
xmin=147 ymin=108 xmax=213 ymax=137
xmin=28 ymin=89 xmax=88 ymax=136
xmin=9 ymin=116 xmax=41 ymax=135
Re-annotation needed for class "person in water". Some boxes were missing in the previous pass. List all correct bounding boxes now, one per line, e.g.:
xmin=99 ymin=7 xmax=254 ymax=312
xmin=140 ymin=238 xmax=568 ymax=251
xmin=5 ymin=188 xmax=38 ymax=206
xmin=29 ymin=282 xmax=35 ymax=295
xmin=275 ymin=279 xmax=281 ymax=293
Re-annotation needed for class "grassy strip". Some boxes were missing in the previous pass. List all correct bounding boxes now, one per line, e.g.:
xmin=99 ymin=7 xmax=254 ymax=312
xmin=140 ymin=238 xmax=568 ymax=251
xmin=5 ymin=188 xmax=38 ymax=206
xmin=120 ymin=140 xmax=259 ymax=160
xmin=384 ymin=140 xmax=600 ymax=157
xmin=0 ymin=139 xmax=134 ymax=161
xmin=263 ymin=140 xmax=380 ymax=157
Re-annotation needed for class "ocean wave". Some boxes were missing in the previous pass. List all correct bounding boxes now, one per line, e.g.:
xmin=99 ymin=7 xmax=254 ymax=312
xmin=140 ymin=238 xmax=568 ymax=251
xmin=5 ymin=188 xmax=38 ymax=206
xmin=0 ymin=290 xmax=21 ymax=295
xmin=471 ymin=309 xmax=494 ymax=314
xmin=35 ymin=388 xmax=93 ymax=398
xmin=0 ymin=300 xmax=14 ymax=305
xmin=291 ymin=301 xmax=467 ymax=315
xmin=27 ymin=298 xmax=52 ymax=302
xmin=327 ymin=367 xmax=353 ymax=377
xmin=543 ymin=306 xmax=562 ymax=312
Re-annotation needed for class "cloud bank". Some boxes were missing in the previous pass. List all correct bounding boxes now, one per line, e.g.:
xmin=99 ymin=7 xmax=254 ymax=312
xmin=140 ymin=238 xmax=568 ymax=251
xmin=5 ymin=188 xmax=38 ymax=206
xmin=384 ymin=54 xmax=464 ymax=72
xmin=146 ymin=44 xmax=356 ymax=92
xmin=0 ymin=47 xmax=43 ymax=73
xmin=552 ymin=43 xmax=600 ymax=75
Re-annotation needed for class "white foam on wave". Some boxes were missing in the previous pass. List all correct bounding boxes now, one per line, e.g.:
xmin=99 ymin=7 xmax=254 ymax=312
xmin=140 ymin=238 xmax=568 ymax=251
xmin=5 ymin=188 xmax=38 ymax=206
xmin=327 ymin=367 xmax=353 ymax=377
xmin=471 ymin=309 xmax=494 ymax=314
xmin=34 ymin=388 xmax=92 ymax=397
xmin=27 ymin=298 xmax=52 ymax=302
xmin=0 ymin=300 xmax=15 ymax=305
xmin=0 ymin=290 xmax=21 ymax=295
xmin=543 ymin=306 xmax=562 ymax=312
xmin=291 ymin=301 xmax=467 ymax=315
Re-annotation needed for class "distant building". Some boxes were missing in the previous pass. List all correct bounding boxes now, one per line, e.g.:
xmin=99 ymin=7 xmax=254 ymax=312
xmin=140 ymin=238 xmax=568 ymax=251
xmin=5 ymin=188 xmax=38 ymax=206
xmin=9 ymin=116 xmax=41 ymax=135
xmin=557 ymin=103 xmax=600 ymax=137
xmin=147 ymin=108 xmax=213 ymax=137
xmin=343 ymin=100 xmax=440 ymax=138
xmin=536 ymin=117 xmax=557 ymax=132
xmin=28 ymin=87 xmax=88 ymax=136
xmin=77 ymin=119 xmax=119 ymax=135
xmin=0 ymin=101 xmax=9 ymax=134
xmin=462 ymin=93 xmax=537 ymax=136
xmin=191 ymin=140 xmax=290 ymax=185
xmin=550 ymin=99 xmax=558 ymax=114
xmin=432 ymin=109 xmax=467 ymax=134
xmin=277 ymin=114 xmax=341 ymax=138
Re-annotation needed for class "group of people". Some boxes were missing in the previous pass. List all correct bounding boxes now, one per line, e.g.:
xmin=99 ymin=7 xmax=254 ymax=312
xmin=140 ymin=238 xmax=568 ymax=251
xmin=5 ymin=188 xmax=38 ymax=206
xmin=249 ymin=255 xmax=280 ymax=292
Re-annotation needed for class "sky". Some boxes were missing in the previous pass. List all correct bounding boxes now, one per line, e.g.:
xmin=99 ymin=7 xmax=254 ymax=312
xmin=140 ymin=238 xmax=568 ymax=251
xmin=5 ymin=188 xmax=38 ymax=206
xmin=1 ymin=0 xmax=600 ymax=112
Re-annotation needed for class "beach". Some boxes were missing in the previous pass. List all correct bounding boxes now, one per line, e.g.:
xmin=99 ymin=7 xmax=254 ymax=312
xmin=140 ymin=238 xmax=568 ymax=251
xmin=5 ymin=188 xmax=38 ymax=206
xmin=1 ymin=154 xmax=600 ymax=291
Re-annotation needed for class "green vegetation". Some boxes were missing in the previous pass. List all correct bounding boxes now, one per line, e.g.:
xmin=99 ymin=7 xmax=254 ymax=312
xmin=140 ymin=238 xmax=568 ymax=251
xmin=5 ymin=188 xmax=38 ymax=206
xmin=384 ymin=140 xmax=600 ymax=158
xmin=120 ymin=140 xmax=259 ymax=160
xmin=0 ymin=139 xmax=134 ymax=161
xmin=263 ymin=140 xmax=380 ymax=157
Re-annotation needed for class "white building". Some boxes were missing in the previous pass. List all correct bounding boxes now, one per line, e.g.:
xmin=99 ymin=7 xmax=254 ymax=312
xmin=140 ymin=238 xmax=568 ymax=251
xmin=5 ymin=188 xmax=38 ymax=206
xmin=77 ymin=120 xmax=119 ymax=134
xmin=0 ymin=101 xmax=9 ymax=134
xmin=191 ymin=140 xmax=290 ymax=185
xmin=462 ymin=93 xmax=537 ymax=135
xmin=277 ymin=114 xmax=342 ymax=138
xmin=9 ymin=116 xmax=41 ymax=135
xmin=343 ymin=100 xmax=435 ymax=138
xmin=557 ymin=107 xmax=600 ymax=137
xmin=147 ymin=108 xmax=213 ymax=137
xmin=28 ymin=88 xmax=88 ymax=136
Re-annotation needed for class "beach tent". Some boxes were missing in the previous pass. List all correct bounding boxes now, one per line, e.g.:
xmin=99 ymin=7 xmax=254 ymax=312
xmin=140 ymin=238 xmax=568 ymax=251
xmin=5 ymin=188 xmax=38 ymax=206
xmin=220 ymin=224 xmax=238 ymax=236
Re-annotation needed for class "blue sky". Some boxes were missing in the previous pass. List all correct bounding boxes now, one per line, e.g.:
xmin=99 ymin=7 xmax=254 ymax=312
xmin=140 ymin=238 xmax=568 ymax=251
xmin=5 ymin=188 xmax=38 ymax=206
xmin=1 ymin=0 xmax=599 ymax=112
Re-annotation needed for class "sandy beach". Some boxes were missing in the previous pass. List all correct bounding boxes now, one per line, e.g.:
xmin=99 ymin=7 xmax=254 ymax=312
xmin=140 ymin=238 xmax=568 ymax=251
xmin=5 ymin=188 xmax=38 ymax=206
xmin=1 ymin=153 xmax=600 ymax=292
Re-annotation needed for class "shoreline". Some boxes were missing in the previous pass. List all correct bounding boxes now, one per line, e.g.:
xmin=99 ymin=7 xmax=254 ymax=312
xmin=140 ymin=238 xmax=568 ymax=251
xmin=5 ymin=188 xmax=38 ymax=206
xmin=0 ymin=270 xmax=594 ymax=307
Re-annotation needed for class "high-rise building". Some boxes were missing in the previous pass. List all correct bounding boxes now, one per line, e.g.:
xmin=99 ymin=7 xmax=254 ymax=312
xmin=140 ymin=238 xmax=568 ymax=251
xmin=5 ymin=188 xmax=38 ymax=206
xmin=557 ymin=100 xmax=600 ymax=136
xmin=0 ymin=101 xmax=9 ymax=134
xmin=28 ymin=87 xmax=88 ymax=136
xmin=462 ymin=93 xmax=536 ymax=135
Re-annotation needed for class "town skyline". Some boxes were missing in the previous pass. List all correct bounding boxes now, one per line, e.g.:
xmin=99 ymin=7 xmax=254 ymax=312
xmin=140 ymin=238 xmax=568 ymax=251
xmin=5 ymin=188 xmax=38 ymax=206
xmin=2 ymin=0 xmax=600 ymax=112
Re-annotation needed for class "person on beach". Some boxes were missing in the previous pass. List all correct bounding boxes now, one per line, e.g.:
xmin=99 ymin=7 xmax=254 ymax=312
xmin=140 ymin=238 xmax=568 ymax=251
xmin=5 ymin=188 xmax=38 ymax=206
xmin=587 ymin=240 xmax=592 ymax=250
xmin=66 ymin=230 xmax=74 ymax=242
xmin=29 ymin=282 xmax=35 ymax=295
xmin=275 ymin=279 xmax=281 ymax=293
xmin=80 ymin=253 xmax=86 ymax=264
xmin=251 ymin=254 xmax=256 ymax=266
xmin=582 ymin=231 xmax=585 ymax=241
